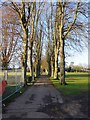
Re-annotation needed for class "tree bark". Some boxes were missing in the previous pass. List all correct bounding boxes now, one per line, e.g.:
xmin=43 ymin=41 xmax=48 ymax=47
xmin=59 ymin=2 xmax=66 ymax=85
xmin=51 ymin=56 xmax=54 ymax=77
xmin=60 ymin=38 xmax=65 ymax=85
xmin=23 ymin=28 xmax=28 ymax=86
xmin=29 ymin=44 xmax=33 ymax=77
xmin=48 ymin=56 xmax=51 ymax=76
xmin=35 ymin=46 xmax=42 ymax=77
xmin=2 ymin=62 xmax=8 ymax=70
xmin=54 ymin=41 xmax=59 ymax=79
xmin=53 ymin=5 xmax=59 ymax=80
xmin=35 ymin=23 xmax=42 ymax=77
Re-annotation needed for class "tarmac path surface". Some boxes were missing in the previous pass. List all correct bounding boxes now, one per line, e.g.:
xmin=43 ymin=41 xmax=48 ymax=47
xmin=2 ymin=75 xmax=63 ymax=119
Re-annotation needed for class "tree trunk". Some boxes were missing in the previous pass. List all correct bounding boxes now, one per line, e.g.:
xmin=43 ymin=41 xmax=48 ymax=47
xmin=51 ymin=56 xmax=54 ymax=77
xmin=23 ymin=28 xmax=28 ymax=86
xmin=48 ymin=57 xmax=51 ymax=76
xmin=35 ymin=54 xmax=40 ymax=78
xmin=29 ymin=45 xmax=33 ymax=77
xmin=36 ymin=56 xmax=41 ymax=77
xmin=38 ymin=56 xmax=41 ymax=76
xmin=60 ymin=39 xmax=65 ymax=85
xmin=54 ymin=44 xmax=58 ymax=79
xmin=53 ymin=4 xmax=60 ymax=80
xmin=2 ymin=62 xmax=8 ymax=70
xmin=59 ymin=3 xmax=66 ymax=85
xmin=35 ymin=23 xmax=42 ymax=77
xmin=36 ymin=62 xmax=40 ymax=77
xmin=34 ymin=60 xmax=37 ymax=77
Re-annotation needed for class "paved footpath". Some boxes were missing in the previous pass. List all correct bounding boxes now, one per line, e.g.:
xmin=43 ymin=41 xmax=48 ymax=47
xmin=2 ymin=75 xmax=63 ymax=119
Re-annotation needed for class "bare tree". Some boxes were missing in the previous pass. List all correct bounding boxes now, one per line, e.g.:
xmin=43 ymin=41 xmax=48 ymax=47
xmin=10 ymin=2 xmax=33 ymax=85
xmin=53 ymin=3 xmax=60 ymax=79
xmin=56 ymin=1 xmax=88 ymax=85
xmin=37 ymin=22 xmax=43 ymax=76
xmin=1 ymin=1 xmax=87 ymax=85
xmin=0 ymin=6 xmax=19 ymax=70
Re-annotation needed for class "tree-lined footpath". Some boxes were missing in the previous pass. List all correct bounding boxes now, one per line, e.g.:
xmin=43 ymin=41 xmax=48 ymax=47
xmin=0 ymin=1 xmax=88 ymax=85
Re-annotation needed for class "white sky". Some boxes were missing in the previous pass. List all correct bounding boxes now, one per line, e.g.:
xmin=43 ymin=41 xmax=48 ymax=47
xmin=66 ymin=49 xmax=88 ymax=67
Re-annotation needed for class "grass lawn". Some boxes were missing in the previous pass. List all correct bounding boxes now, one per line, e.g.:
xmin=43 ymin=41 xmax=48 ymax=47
xmin=51 ymin=72 xmax=89 ymax=95
xmin=2 ymin=85 xmax=29 ymax=106
xmin=2 ymin=85 xmax=21 ymax=100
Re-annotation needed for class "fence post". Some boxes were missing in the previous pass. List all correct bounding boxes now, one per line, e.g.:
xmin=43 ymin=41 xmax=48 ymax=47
xmin=32 ymin=66 xmax=34 ymax=81
xmin=15 ymin=69 xmax=18 ymax=92
xmin=4 ymin=70 xmax=8 ymax=81
xmin=21 ymin=68 xmax=24 ymax=86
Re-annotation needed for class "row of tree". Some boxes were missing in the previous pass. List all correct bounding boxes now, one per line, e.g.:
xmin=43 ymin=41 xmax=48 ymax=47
xmin=45 ymin=2 xmax=88 ymax=84
xmin=0 ymin=2 xmax=45 ymax=85
xmin=0 ymin=1 xmax=88 ymax=85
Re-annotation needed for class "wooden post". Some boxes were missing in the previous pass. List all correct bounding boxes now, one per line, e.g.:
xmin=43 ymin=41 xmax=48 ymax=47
xmin=21 ymin=68 xmax=24 ymax=86
xmin=4 ymin=70 xmax=8 ymax=81
xmin=15 ymin=69 xmax=18 ymax=91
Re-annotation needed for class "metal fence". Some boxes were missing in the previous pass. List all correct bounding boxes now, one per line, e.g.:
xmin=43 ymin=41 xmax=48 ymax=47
xmin=0 ymin=69 xmax=24 ymax=102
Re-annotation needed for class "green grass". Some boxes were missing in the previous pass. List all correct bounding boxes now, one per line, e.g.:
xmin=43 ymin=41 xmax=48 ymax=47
xmin=0 ymin=71 xmax=22 ymax=75
xmin=51 ymin=72 xmax=89 ymax=95
xmin=2 ymin=85 xmax=21 ymax=100
xmin=2 ymin=85 xmax=29 ymax=106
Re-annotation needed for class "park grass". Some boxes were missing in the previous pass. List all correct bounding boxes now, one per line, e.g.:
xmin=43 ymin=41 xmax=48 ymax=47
xmin=0 ymin=71 xmax=22 ymax=76
xmin=2 ymin=85 xmax=29 ymax=106
xmin=51 ymin=72 xmax=89 ymax=95
xmin=2 ymin=85 xmax=21 ymax=100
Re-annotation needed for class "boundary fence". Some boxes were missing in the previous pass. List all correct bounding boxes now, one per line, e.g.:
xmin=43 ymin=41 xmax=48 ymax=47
xmin=0 ymin=69 xmax=24 ymax=102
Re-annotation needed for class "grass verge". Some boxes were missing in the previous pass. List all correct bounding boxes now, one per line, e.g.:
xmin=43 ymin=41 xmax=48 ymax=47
xmin=51 ymin=72 xmax=89 ymax=95
xmin=2 ymin=85 xmax=30 ymax=107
